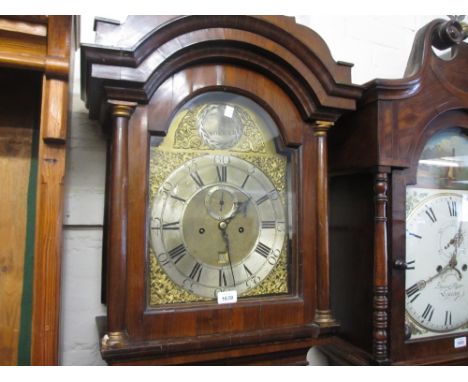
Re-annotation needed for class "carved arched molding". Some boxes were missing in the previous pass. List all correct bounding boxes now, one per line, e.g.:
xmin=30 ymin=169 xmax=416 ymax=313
xmin=81 ymin=15 xmax=362 ymax=122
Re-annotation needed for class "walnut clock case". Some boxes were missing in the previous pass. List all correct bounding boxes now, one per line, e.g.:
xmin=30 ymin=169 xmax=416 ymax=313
xmin=320 ymin=18 xmax=468 ymax=365
xmin=80 ymin=15 xmax=362 ymax=365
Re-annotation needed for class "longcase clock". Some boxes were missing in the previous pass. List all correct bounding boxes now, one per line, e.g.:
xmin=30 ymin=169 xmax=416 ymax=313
xmin=80 ymin=15 xmax=362 ymax=365
xmin=320 ymin=17 xmax=468 ymax=365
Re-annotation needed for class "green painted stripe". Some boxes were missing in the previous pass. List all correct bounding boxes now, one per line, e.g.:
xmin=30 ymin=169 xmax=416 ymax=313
xmin=17 ymin=127 xmax=39 ymax=366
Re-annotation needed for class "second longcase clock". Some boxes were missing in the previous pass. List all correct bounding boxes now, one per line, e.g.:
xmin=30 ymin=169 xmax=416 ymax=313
xmin=81 ymin=15 xmax=362 ymax=365
xmin=321 ymin=17 xmax=468 ymax=365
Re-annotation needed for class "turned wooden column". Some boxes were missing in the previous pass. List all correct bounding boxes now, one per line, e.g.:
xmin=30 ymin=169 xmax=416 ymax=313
xmin=373 ymin=172 xmax=389 ymax=364
xmin=313 ymin=121 xmax=338 ymax=327
xmin=104 ymin=101 xmax=136 ymax=347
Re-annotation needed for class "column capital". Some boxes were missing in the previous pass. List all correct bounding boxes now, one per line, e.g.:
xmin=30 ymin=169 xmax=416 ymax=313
xmin=109 ymin=100 xmax=138 ymax=119
xmin=313 ymin=120 xmax=334 ymax=136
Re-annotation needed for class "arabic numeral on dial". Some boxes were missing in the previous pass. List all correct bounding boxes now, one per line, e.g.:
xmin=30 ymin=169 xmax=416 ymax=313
xmin=269 ymin=190 xmax=279 ymax=200
xmin=151 ymin=217 xmax=162 ymax=231
xmin=214 ymin=155 xmax=230 ymax=165
xmin=183 ymin=278 xmax=195 ymax=292
xmin=162 ymin=181 xmax=173 ymax=192
xmin=159 ymin=181 xmax=173 ymax=198
xmin=267 ymin=249 xmax=281 ymax=265
xmin=158 ymin=253 xmax=169 ymax=266
xmin=246 ymin=275 xmax=261 ymax=288
xmin=186 ymin=161 xmax=198 ymax=173
xmin=276 ymin=221 xmax=286 ymax=233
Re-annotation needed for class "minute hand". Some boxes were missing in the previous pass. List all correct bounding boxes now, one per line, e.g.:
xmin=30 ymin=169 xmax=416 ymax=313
xmin=220 ymin=224 xmax=236 ymax=286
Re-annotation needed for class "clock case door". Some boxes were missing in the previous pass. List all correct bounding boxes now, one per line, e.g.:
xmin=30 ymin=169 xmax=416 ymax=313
xmin=80 ymin=16 xmax=362 ymax=365
xmin=323 ymin=19 xmax=468 ymax=365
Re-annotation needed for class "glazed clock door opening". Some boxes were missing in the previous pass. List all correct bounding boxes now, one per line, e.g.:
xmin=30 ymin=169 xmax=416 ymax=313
xmin=147 ymin=92 xmax=293 ymax=306
xmin=405 ymin=128 xmax=468 ymax=341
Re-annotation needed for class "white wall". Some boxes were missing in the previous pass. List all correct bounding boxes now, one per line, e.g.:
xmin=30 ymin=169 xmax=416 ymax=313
xmin=60 ymin=15 xmax=445 ymax=365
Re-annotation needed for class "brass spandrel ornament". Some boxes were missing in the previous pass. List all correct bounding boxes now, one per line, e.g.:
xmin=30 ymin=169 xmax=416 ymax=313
xmin=147 ymin=93 xmax=291 ymax=306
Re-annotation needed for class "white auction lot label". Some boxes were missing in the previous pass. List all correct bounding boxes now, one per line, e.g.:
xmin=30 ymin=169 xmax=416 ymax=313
xmin=454 ymin=337 xmax=467 ymax=349
xmin=217 ymin=290 xmax=238 ymax=305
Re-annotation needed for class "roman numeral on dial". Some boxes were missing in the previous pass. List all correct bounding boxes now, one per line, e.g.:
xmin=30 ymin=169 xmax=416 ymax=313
xmin=422 ymin=304 xmax=434 ymax=322
xmin=219 ymin=269 xmax=228 ymax=287
xmin=240 ymin=174 xmax=250 ymax=189
xmin=425 ymin=207 xmax=437 ymax=223
xmin=445 ymin=311 xmax=452 ymax=326
xmin=261 ymin=221 xmax=276 ymax=229
xmin=406 ymin=282 xmax=421 ymax=302
xmin=168 ymin=244 xmax=186 ymax=264
xmin=256 ymin=194 xmax=269 ymax=206
xmin=216 ymin=165 xmax=227 ymax=182
xmin=256 ymin=190 xmax=278 ymax=206
xmin=255 ymin=242 xmax=271 ymax=258
xmin=162 ymin=221 xmax=180 ymax=230
xmin=190 ymin=171 xmax=204 ymax=187
xmin=243 ymin=264 xmax=253 ymax=277
xmin=189 ymin=262 xmax=203 ymax=282
xmin=170 ymin=194 xmax=186 ymax=203
xmin=448 ymin=200 xmax=457 ymax=217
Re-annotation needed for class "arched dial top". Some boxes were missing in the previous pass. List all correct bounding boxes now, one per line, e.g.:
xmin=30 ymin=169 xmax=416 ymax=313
xmin=149 ymin=154 xmax=286 ymax=299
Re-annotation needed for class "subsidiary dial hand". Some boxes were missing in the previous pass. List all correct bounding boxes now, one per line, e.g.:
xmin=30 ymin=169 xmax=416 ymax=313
xmin=219 ymin=191 xmax=225 ymax=212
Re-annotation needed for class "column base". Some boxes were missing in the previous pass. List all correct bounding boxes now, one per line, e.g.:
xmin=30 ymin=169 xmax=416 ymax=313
xmin=101 ymin=331 xmax=128 ymax=350
xmin=314 ymin=309 xmax=339 ymax=328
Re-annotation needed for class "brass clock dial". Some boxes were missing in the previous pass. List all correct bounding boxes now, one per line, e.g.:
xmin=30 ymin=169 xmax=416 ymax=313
xmin=147 ymin=92 xmax=291 ymax=305
xmin=150 ymin=154 xmax=286 ymax=299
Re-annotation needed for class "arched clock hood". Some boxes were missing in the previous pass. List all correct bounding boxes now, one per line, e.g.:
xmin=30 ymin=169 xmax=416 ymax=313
xmin=81 ymin=15 xmax=362 ymax=123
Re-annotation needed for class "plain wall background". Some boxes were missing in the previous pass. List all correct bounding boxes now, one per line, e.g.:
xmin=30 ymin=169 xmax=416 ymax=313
xmin=60 ymin=15 xmax=444 ymax=365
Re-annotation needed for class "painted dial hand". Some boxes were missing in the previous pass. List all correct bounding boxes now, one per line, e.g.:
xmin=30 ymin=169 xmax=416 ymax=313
xmin=448 ymin=222 xmax=464 ymax=279
xmin=410 ymin=250 xmax=464 ymax=298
